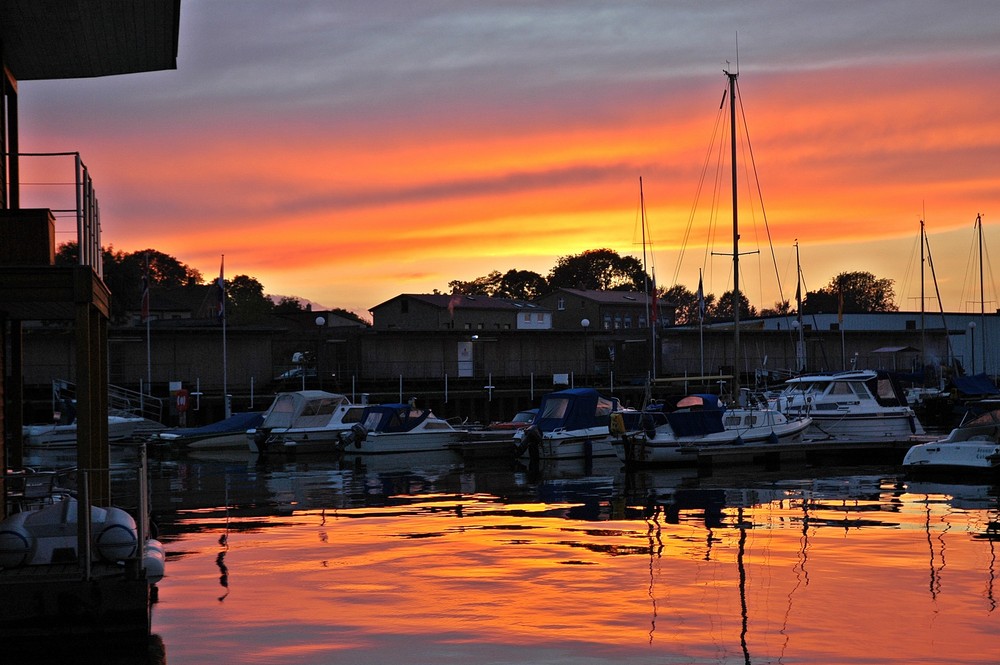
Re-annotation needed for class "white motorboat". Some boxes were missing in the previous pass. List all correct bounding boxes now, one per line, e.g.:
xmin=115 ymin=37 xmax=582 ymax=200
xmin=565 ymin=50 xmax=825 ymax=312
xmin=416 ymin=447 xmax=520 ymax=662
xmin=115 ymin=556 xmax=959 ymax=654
xmin=902 ymin=409 xmax=1000 ymax=476
xmin=23 ymin=411 xmax=147 ymax=447
xmin=773 ymin=370 xmax=924 ymax=441
xmin=611 ymin=393 xmax=814 ymax=466
xmin=341 ymin=402 xmax=467 ymax=455
xmin=151 ymin=411 xmax=264 ymax=450
xmin=248 ymin=390 xmax=366 ymax=454
xmin=514 ymin=388 xmax=626 ymax=460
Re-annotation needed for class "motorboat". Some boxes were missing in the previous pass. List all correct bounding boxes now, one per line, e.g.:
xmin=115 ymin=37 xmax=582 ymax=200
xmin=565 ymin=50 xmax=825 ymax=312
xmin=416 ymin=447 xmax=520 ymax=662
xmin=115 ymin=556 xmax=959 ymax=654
xmin=773 ymin=370 xmax=924 ymax=441
xmin=902 ymin=409 xmax=1000 ymax=476
xmin=248 ymin=390 xmax=366 ymax=455
xmin=23 ymin=411 xmax=147 ymax=447
xmin=611 ymin=392 xmax=814 ymax=466
xmin=340 ymin=402 xmax=467 ymax=455
xmin=150 ymin=411 xmax=264 ymax=450
xmin=514 ymin=388 xmax=627 ymax=460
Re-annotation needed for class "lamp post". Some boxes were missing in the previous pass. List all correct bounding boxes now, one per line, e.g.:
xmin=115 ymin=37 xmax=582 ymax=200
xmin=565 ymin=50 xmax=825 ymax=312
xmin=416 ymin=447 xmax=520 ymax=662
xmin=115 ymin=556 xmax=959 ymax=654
xmin=968 ymin=321 xmax=976 ymax=375
xmin=315 ymin=315 xmax=326 ymax=389
xmin=581 ymin=318 xmax=590 ymax=386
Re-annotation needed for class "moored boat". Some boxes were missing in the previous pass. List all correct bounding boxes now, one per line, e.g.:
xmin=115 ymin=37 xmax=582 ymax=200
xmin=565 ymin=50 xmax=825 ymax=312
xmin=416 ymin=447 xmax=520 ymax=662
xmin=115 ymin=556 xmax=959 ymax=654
xmin=514 ymin=387 xmax=626 ymax=460
xmin=773 ymin=370 xmax=924 ymax=441
xmin=344 ymin=402 xmax=467 ymax=455
xmin=902 ymin=409 xmax=1000 ymax=477
xmin=612 ymin=392 xmax=813 ymax=466
xmin=151 ymin=410 xmax=264 ymax=450
xmin=249 ymin=390 xmax=366 ymax=454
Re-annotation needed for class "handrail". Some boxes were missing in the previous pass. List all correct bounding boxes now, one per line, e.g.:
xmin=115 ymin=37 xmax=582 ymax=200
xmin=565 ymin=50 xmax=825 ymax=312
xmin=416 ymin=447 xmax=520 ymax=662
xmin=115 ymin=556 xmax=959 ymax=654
xmin=6 ymin=151 xmax=102 ymax=278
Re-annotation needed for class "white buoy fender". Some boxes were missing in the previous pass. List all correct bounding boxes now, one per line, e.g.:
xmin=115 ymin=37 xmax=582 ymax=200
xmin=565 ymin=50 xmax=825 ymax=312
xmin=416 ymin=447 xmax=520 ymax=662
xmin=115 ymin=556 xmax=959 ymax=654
xmin=0 ymin=517 xmax=33 ymax=568
xmin=93 ymin=506 xmax=138 ymax=562
xmin=143 ymin=539 xmax=166 ymax=583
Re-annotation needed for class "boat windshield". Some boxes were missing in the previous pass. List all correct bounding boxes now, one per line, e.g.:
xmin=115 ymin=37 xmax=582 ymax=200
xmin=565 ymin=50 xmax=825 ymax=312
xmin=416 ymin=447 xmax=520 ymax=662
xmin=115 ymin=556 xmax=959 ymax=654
xmin=540 ymin=398 xmax=570 ymax=420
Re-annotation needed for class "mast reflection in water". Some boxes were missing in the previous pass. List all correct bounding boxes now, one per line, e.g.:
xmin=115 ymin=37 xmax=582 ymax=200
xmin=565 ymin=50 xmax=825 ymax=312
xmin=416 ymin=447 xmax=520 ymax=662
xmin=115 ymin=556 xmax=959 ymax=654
xmin=144 ymin=452 xmax=997 ymax=665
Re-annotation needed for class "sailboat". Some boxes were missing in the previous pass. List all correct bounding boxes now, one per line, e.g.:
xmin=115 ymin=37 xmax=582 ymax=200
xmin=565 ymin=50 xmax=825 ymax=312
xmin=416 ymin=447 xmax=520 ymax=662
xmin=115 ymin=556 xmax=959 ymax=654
xmin=612 ymin=69 xmax=812 ymax=467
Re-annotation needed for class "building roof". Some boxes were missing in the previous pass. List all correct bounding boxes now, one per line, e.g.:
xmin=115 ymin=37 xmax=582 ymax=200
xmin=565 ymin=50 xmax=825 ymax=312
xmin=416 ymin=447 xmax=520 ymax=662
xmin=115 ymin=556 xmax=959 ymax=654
xmin=371 ymin=294 xmax=547 ymax=313
xmin=0 ymin=1 xmax=180 ymax=80
xmin=548 ymin=288 xmax=662 ymax=306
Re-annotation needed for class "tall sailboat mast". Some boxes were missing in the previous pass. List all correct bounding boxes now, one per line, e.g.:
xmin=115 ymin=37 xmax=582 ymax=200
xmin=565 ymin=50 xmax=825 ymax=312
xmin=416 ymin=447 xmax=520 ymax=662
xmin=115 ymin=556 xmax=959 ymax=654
xmin=795 ymin=240 xmax=805 ymax=372
xmin=726 ymin=68 xmax=740 ymax=396
xmin=639 ymin=177 xmax=657 ymax=380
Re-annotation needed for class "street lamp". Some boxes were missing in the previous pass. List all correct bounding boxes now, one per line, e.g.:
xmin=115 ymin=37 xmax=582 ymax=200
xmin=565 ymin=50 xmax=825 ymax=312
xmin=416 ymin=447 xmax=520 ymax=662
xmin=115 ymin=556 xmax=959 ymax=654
xmin=581 ymin=318 xmax=590 ymax=386
xmin=968 ymin=321 xmax=976 ymax=375
xmin=315 ymin=316 xmax=326 ymax=389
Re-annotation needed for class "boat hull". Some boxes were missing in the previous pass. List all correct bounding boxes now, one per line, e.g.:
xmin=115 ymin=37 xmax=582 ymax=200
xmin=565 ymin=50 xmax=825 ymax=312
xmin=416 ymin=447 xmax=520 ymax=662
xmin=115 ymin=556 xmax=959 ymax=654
xmin=613 ymin=418 xmax=812 ymax=466
xmin=902 ymin=441 xmax=1000 ymax=474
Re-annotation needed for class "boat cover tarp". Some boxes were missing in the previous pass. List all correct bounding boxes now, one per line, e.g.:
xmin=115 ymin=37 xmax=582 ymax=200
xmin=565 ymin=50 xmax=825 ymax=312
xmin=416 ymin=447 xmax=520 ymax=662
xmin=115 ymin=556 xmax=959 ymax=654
xmin=952 ymin=373 xmax=1000 ymax=397
xmin=666 ymin=394 xmax=726 ymax=437
xmin=160 ymin=411 xmax=263 ymax=437
xmin=535 ymin=388 xmax=617 ymax=433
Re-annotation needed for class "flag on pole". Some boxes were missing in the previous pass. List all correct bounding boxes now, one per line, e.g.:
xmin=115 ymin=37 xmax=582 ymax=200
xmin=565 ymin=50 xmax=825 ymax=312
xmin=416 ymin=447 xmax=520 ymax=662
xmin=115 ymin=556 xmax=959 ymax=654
xmin=697 ymin=271 xmax=706 ymax=322
xmin=141 ymin=255 xmax=150 ymax=323
xmin=216 ymin=256 xmax=226 ymax=321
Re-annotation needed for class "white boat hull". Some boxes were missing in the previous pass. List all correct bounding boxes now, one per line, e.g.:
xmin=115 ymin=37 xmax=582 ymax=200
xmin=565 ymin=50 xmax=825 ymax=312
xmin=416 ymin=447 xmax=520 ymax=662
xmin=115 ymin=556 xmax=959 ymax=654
xmin=903 ymin=440 xmax=1000 ymax=474
xmin=23 ymin=415 xmax=145 ymax=447
xmin=797 ymin=411 xmax=921 ymax=441
xmin=613 ymin=416 xmax=812 ymax=466
xmin=347 ymin=430 xmax=467 ymax=455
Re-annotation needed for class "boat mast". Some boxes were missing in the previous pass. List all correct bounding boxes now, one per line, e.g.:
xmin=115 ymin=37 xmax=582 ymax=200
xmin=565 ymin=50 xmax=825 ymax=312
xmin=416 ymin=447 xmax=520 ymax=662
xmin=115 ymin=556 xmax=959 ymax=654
xmin=639 ymin=177 xmax=656 ymax=380
xmin=977 ymin=213 xmax=985 ymax=376
xmin=726 ymin=67 xmax=740 ymax=397
xmin=920 ymin=219 xmax=926 ymax=376
xmin=795 ymin=240 xmax=805 ymax=372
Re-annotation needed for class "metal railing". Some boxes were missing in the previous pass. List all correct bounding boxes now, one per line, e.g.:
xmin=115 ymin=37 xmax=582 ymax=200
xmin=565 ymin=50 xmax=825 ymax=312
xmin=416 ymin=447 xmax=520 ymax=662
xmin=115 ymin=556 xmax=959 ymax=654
xmin=10 ymin=151 xmax=102 ymax=277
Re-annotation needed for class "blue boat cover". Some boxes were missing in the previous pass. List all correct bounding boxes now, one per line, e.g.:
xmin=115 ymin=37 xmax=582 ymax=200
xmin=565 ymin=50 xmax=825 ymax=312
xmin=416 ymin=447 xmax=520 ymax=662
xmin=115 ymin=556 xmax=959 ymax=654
xmin=534 ymin=388 xmax=618 ymax=433
xmin=952 ymin=373 xmax=1000 ymax=397
xmin=666 ymin=394 xmax=726 ymax=437
xmin=162 ymin=411 xmax=264 ymax=437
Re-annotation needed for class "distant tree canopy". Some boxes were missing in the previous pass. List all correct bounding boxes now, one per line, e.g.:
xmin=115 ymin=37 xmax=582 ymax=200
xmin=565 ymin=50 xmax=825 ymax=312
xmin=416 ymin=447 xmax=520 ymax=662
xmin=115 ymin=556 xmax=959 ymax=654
xmin=547 ymin=248 xmax=649 ymax=291
xmin=803 ymin=271 xmax=898 ymax=314
xmin=55 ymin=242 xmax=368 ymax=326
xmin=443 ymin=249 xmax=652 ymax=300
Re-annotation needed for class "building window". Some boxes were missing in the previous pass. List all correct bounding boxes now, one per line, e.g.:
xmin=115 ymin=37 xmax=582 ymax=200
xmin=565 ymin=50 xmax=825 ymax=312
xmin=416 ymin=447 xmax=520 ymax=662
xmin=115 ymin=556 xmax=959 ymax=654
xmin=557 ymin=297 xmax=565 ymax=311
xmin=523 ymin=313 xmax=531 ymax=324
xmin=603 ymin=314 xmax=612 ymax=330
xmin=614 ymin=314 xmax=622 ymax=329
xmin=535 ymin=313 xmax=544 ymax=322
xmin=639 ymin=314 xmax=647 ymax=328
xmin=905 ymin=320 xmax=916 ymax=330
xmin=624 ymin=314 xmax=632 ymax=329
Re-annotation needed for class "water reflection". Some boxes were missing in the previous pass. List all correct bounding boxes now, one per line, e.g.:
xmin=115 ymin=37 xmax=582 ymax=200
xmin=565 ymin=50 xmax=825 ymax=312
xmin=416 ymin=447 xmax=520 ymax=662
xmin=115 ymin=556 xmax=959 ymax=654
xmin=20 ymin=445 xmax=1000 ymax=664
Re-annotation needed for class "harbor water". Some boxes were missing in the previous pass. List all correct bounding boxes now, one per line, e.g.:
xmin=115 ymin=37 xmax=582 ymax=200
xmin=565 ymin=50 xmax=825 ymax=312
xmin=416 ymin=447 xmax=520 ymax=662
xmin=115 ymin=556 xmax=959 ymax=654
xmin=25 ymin=447 xmax=1000 ymax=664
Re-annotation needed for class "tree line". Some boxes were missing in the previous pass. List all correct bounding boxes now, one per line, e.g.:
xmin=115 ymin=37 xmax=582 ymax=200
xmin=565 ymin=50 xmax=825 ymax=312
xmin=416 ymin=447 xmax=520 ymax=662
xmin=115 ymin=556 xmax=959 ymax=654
xmin=55 ymin=243 xmax=365 ymax=326
xmin=58 ymin=243 xmax=898 ymax=326
xmin=440 ymin=247 xmax=898 ymax=325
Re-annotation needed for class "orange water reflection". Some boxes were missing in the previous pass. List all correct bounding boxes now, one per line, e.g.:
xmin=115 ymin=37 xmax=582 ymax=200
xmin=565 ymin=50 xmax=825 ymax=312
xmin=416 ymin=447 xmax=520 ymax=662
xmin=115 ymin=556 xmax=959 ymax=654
xmin=151 ymin=459 xmax=998 ymax=664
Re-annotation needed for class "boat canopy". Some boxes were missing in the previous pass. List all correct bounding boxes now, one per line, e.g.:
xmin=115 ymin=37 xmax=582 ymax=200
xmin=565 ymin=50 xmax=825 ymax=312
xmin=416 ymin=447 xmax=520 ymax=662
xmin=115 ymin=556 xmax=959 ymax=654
xmin=534 ymin=388 xmax=619 ymax=433
xmin=360 ymin=404 xmax=433 ymax=433
xmin=667 ymin=394 xmax=726 ymax=437
xmin=260 ymin=391 xmax=352 ymax=429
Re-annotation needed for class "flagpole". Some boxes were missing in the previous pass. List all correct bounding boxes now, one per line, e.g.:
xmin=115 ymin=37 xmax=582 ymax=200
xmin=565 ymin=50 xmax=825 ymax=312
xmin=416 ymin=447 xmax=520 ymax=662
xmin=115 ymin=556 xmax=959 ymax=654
xmin=698 ymin=268 xmax=705 ymax=380
xmin=220 ymin=254 xmax=230 ymax=418
xmin=142 ymin=253 xmax=152 ymax=392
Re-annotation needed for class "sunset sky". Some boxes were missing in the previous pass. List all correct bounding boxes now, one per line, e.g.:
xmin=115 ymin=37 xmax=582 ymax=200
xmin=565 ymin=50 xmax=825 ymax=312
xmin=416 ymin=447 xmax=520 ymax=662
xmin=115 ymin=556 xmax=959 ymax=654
xmin=15 ymin=1 xmax=1000 ymax=319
